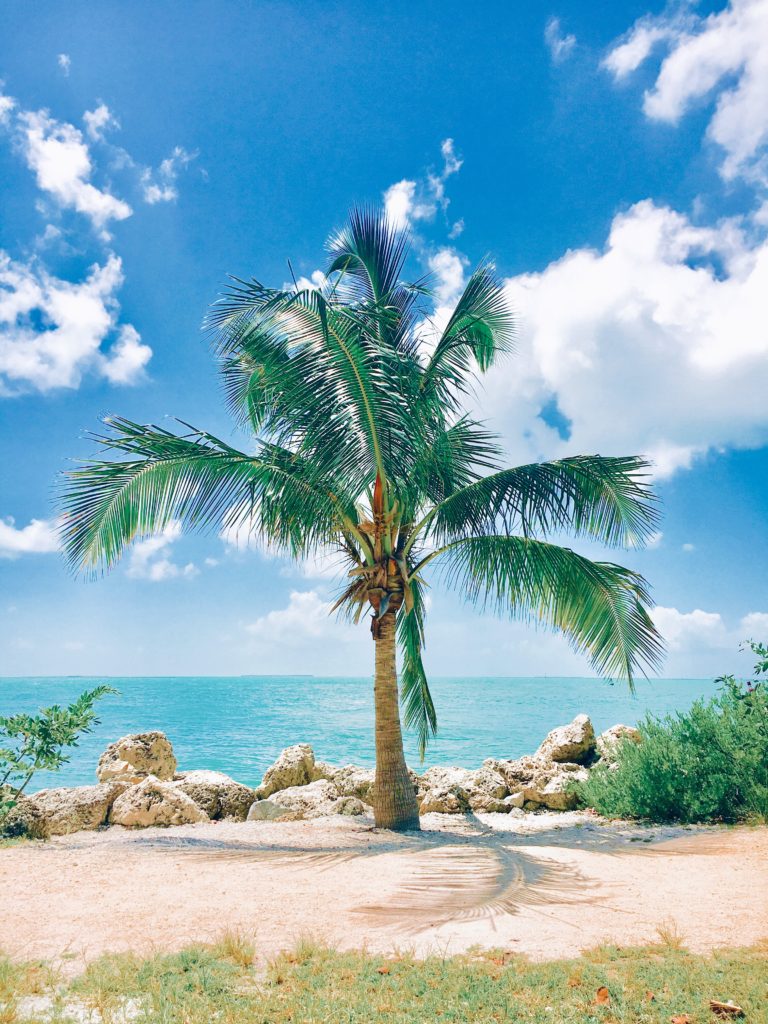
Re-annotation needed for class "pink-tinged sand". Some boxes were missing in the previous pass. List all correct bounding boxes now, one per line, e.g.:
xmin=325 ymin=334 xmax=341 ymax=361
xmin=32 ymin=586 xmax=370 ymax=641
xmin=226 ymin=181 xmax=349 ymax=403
xmin=1 ymin=812 xmax=766 ymax=971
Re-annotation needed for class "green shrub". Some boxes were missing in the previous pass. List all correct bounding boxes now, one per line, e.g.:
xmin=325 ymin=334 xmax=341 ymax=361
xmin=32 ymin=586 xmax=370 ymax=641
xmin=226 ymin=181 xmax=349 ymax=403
xmin=0 ymin=684 xmax=117 ymax=832
xmin=579 ymin=641 xmax=768 ymax=823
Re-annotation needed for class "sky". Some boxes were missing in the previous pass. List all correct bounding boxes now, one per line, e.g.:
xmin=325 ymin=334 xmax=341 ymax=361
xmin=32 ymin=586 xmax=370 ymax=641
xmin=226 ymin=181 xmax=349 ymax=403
xmin=1 ymin=0 xmax=768 ymax=680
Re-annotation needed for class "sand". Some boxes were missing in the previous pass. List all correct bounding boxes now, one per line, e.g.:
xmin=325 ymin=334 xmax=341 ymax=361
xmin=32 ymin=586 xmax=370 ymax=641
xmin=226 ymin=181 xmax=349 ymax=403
xmin=1 ymin=812 xmax=766 ymax=970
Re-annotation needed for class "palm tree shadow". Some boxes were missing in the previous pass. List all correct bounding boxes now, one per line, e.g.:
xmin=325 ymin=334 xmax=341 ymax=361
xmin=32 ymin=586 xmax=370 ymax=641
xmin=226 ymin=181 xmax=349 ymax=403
xmin=125 ymin=815 xmax=603 ymax=934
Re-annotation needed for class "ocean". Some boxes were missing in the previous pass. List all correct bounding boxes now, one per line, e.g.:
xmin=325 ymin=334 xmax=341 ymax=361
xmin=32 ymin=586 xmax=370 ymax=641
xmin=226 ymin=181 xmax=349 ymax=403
xmin=0 ymin=675 xmax=719 ymax=792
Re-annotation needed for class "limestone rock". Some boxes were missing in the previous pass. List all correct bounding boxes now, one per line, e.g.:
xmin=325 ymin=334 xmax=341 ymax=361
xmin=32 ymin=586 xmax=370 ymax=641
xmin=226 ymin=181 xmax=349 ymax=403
xmin=518 ymin=766 xmax=588 ymax=811
xmin=327 ymin=765 xmax=376 ymax=801
xmin=596 ymin=724 xmax=641 ymax=762
xmin=173 ymin=770 xmax=255 ymax=821
xmin=535 ymin=714 xmax=596 ymax=765
xmin=248 ymin=799 xmax=290 ymax=821
xmin=418 ymin=766 xmax=471 ymax=795
xmin=269 ymin=779 xmax=342 ymax=818
xmin=330 ymin=796 xmax=367 ymax=816
xmin=20 ymin=782 xmax=127 ymax=837
xmin=484 ymin=755 xmax=558 ymax=791
xmin=504 ymin=791 xmax=526 ymax=809
xmin=97 ymin=732 xmax=177 ymax=784
xmin=419 ymin=784 xmax=470 ymax=814
xmin=110 ymin=775 xmax=208 ymax=827
xmin=2 ymin=798 xmax=51 ymax=840
xmin=258 ymin=744 xmax=316 ymax=797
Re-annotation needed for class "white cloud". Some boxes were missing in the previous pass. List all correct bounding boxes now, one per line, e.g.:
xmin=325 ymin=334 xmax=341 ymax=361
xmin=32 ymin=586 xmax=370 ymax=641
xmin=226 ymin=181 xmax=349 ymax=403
xmin=0 ymin=90 xmax=14 ymax=126
xmin=0 ymin=517 xmax=59 ymax=558
xmin=383 ymin=179 xmax=431 ymax=230
xmin=383 ymin=138 xmax=463 ymax=229
xmin=246 ymin=589 xmax=352 ymax=645
xmin=17 ymin=108 xmax=132 ymax=232
xmin=220 ymin=516 xmax=344 ymax=580
xmin=544 ymin=16 xmax=576 ymax=64
xmin=649 ymin=607 xmax=768 ymax=676
xmin=605 ymin=0 xmax=768 ymax=182
xmin=125 ymin=521 xmax=199 ymax=581
xmin=603 ymin=22 xmax=675 ymax=79
xmin=652 ymin=606 xmax=729 ymax=651
xmin=57 ymin=54 xmax=71 ymax=77
xmin=646 ymin=531 xmax=663 ymax=549
xmin=141 ymin=145 xmax=196 ymax=204
xmin=740 ymin=611 xmax=768 ymax=636
xmin=83 ymin=104 xmax=119 ymax=142
xmin=98 ymin=323 xmax=151 ymax=384
xmin=682 ymin=542 xmax=696 ymax=552
xmin=477 ymin=199 xmax=768 ymax=478
xmin=0 ymin=251 xmax=151 ymax=392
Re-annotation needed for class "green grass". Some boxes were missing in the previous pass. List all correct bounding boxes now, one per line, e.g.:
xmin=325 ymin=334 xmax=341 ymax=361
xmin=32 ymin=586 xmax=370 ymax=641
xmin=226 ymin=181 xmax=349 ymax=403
xmin=1 ymin=938 xmax=766 ymax=1023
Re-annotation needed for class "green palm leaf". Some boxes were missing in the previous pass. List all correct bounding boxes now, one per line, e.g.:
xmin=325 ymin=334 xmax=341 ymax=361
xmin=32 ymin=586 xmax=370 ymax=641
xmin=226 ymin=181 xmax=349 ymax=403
xmin=427 ymin=534 xmax=664 ymax=684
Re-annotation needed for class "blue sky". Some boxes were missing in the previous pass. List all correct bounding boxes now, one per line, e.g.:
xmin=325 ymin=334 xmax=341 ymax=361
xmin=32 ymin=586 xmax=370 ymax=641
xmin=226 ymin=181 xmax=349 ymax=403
xmin=2 ymin=0 xmax=767 ymax=679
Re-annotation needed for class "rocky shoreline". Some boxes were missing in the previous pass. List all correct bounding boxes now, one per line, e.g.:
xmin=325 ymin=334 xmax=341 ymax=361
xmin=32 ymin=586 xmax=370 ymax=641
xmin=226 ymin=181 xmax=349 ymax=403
xmin=5 ymin=715 xmax=640 ymax=839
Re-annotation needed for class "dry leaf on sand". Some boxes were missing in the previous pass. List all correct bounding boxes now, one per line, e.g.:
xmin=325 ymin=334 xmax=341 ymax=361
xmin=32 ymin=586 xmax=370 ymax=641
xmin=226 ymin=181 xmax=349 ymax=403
xmin=709 ymin=1000 xmax=745 ymax=1017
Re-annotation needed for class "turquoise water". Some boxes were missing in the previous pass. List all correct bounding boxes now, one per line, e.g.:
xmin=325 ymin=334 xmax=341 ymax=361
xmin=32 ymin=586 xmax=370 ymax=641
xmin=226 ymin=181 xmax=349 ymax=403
xmin=0 ymin=675 xmax=719 ymax=792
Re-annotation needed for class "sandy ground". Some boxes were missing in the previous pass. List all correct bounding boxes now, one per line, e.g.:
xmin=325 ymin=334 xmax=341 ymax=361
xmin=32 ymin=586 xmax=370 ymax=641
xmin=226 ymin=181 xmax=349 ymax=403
xmin=1 ymin=812 xmax=766 ymax=971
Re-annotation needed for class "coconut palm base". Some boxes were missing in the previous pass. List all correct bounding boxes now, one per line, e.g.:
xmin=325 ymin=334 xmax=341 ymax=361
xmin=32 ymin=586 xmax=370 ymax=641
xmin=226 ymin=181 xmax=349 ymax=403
xmin=372 ymin=612 xmax=421 ymax=830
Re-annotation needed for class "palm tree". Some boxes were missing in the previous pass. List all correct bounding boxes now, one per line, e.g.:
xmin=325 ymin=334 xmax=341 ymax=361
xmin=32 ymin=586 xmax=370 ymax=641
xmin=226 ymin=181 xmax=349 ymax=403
xmin=59 ymin=209 xmax=663 ymax=831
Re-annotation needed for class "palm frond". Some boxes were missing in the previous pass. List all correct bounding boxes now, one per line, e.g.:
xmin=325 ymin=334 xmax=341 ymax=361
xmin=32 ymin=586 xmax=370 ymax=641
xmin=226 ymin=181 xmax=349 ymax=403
xmin=59 ymin=418 xmax=351 ymax=574
xmin=420 ymin=263 xmax=515 ymax=406
xmin=397 ymin=578 xmax=437 ymax=758
xmin=426 ymin=455 xmax=660 ymax=549
xmin=429 ymin=534 xmax=664 ymax=684
xmin=326 ymin=206 xmax=411 ymax=305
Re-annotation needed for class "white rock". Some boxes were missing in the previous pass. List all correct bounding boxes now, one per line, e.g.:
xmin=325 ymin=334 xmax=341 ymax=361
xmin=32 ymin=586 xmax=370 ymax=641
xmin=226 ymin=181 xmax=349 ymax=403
xmin=330 ymin=796 xmax=368 ymax=816
xmin=247 ymin=799 xmax=289 ymax=821
xmin=97 ymin=732 xmax=177 ymax=784
xmin=109 ymin=776 xmax=208 ymax=827
xmin=419 ymin=784 xmax=470 ymax=814
xmin=173 ymin=770 xmax=255 ymax=820
xmin=258 ymin=744 xmax=316 ymax=797
xmin=269 ymin=779 xmax=341 ymax=817
xmin=20 ymin=783 xmax=127 ymax=837
xmin=484 ymin=755 xmax=558 ymax=791
xmin=535 ymin=715 xmax=596 ymax=765
xmin=596 ymin=724 xmax=642 ymax=761
xmin=327 ymin=765 xmax=376 ymax=801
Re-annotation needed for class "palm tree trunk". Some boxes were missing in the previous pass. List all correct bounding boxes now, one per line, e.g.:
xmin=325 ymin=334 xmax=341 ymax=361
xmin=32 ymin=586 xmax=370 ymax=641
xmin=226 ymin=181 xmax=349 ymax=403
xmin=372 ymin=611 xmax=421 ymax=830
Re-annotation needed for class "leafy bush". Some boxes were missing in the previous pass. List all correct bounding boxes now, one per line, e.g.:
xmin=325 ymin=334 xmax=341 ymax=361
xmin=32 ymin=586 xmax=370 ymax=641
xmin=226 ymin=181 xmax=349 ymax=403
xmin=579 ymin=641 xmax=768 ymax=823
xmin=0 ymin=684 xmax=116 ymax=830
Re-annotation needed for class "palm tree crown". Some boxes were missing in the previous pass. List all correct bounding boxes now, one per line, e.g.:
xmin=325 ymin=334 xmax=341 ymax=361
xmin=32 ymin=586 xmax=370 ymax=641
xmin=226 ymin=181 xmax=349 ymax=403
xmin=60 ymin=209 xmax=663 ymax=825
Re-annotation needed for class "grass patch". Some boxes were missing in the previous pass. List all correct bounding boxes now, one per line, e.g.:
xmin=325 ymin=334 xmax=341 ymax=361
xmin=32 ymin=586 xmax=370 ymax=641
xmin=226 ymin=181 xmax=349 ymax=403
xmin=1 ymin=939 xmax=766 ymax=1023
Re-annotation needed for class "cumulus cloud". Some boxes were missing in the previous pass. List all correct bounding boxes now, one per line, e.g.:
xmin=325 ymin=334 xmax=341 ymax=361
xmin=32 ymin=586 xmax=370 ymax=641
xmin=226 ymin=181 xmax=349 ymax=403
xmin=83 ymin=104 xmax=119 ymax=142
xmin=16 ymin=108 xmax=132 ymax=232
xmin=652 ymin=606 xmax=730 ymax=651
xmin=604 ymin=0 xmax=768 ymax=182
xmin=646 ymin=605 xmax=768 ymax=675
xmin=220 ymin=516 xmax=344 ymax=580
xmin=383 ymin=138 xmax=463 ymax=230
xmin=477 ymin=199 xmax=768 ymax=477
xmin=141 ymin=145 xmax=196 ymax=204
xmin=0 ymin=90 xmax=14 ymax=125
xmin=57 ymin=54 xmax=71 ymax=77
xmin=0 ymin=517 xmax=59 ymax=558
xmin=544 ymin=16 xmax=576 ymax=64
xmin=125 ymin=521 xmax=199 ymax=581
xmin=246 ymin=589 xmax=354 ymax=645
xmin=0 ymin=251 xmax=151 ymax=392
